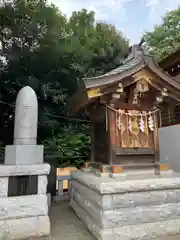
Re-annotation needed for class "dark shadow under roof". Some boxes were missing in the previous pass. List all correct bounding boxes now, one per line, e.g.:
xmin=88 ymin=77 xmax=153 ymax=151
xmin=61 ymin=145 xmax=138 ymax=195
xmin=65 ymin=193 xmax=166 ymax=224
xmin=159 ymin=47 xmax=180 ymax=69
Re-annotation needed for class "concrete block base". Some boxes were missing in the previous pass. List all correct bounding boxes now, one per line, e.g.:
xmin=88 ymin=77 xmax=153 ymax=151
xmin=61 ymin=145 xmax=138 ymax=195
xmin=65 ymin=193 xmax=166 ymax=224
xmin=70 ymin=171 xmax=180 ymax=240
xmin=0 ymin=215 xmax=50 ymax=239
xmin=0 ymin=164 xmax=50 ymax=239
xmin=71 ymin=199 xmax=180 ymax=240
xmin=0 ymin=194 xmax=50 ymax=239
xmin=5 ymin=145 xmax=43 ymax=165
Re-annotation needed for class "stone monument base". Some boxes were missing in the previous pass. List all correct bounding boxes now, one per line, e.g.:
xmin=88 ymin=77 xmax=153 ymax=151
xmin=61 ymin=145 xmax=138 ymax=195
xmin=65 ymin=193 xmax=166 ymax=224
xmin=0 ymin=196 xmax=50 ymax=239
xmin=70 ymin=170 xmax=180 ymax=240
xmin=5 ymin=145 xmax=44 ymax=165
xmin=0 ymin=164 xmax=50 ymax=239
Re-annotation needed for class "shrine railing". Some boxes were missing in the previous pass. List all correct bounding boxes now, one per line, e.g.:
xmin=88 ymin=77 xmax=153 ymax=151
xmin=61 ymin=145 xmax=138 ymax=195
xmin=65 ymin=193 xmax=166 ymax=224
xmin=54 ymin=175 xmax=72 ymax=201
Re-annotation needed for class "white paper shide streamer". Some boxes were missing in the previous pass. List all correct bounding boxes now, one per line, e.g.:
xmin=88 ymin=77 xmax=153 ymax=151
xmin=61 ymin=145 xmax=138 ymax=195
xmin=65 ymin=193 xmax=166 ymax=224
xmin=107 ymin=105 xmax=157 ymax=133
xmin=117 ymin=109 xmax=122 ymax=130
xmin=148 ymin=112 xmax=154 ymax=131
xmin=128 ymin=117 xmax=132 ymax=133
xmin=139 ymin=115 xmax=145 ymax=132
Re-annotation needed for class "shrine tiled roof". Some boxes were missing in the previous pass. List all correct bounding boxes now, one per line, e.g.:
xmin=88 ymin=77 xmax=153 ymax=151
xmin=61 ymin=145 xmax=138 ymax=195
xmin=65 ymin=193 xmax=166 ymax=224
xmin=83 ymin=45 xmax=146 ymax=89
xmin=68 ymin=44 xmax=180 ymax=115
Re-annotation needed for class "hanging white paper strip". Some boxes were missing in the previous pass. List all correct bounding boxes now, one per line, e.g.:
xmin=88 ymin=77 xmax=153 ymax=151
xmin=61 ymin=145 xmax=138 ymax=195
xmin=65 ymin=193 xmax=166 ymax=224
xmin=117 ymin=113 xmax=121 ymax=130
xmin=148 ymin=113 xmax=154 ymax=131
xmin=139 ymin=115 xmax=145 ymax=132
xmin=128 ymin=117 xmax=132 ymax=133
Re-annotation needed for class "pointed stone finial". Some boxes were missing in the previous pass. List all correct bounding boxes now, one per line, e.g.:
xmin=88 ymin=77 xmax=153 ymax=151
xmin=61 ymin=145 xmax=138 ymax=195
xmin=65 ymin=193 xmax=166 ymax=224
xmin=13 ymin=86 xmax=38 ymax=145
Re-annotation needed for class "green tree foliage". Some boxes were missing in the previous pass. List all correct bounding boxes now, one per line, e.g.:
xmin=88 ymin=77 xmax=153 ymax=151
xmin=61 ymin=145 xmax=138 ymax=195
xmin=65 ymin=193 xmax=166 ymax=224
xmin=43 ymin=124 xmax=91 ymax=168
xmin=0 ymin=0 xmax=129 ymax=166
xmin=144 ymin=6 xmax=180 ymax=61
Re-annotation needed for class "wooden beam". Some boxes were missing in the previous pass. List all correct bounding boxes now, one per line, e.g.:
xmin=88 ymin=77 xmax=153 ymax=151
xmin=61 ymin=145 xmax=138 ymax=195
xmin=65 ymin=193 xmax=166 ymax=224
xmin=111 ymin=165 xmax=123 ymax=174
xmin=154 ymin=111 xmax=160 ymax=175
xmin=160 ymin=163 xmax=169 ymax=171
xmin=134 ymin=68 xmax=180 ymax=101
xmin=88 ymin=103 xmax=106 ymax=121
xmin=87 ymin=88 xmax=102 ymax=99
xmin=100 ymin=94 xmax=112 ymax=104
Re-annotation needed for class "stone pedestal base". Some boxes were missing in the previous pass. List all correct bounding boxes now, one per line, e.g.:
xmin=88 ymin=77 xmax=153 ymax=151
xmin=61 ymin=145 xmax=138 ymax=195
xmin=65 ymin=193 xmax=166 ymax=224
xmin=0 ymin=164 xmax=50 ymax=239
xmin=0 ymin=200 xmax=50 ymax=239
xmin=70 ymin=171 xmax=180 ymax=240
xmin=5 ymin=145 xmax=43 ymax=165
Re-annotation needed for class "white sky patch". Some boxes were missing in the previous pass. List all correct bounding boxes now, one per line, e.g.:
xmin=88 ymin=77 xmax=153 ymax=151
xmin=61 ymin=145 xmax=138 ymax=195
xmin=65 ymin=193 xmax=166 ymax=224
xmin=49 ymin=0 xmax=179 ymax=44
xmin=50 ymin=0 xmax=131 ymax=22
xmin=49 ymin=0 xmax=132 ymax=43
xmin=145 ymin=0 xmax=180 ymax=28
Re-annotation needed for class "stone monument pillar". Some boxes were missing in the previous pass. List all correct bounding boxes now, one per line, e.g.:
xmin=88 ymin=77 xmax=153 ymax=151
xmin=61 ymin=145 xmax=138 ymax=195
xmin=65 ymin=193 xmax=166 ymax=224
xmin=0 ymin=86 xmax=50 ymax=239
xmin=5 ymin=86 xmax=43 ymax=165
xmin=14 ymin=85 xmax=38 ymax=145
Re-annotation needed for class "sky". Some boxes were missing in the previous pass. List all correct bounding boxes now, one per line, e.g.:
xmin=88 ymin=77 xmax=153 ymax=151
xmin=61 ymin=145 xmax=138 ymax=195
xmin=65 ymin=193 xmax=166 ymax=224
xmin=50 ymin=0 xmax=180 ymax=44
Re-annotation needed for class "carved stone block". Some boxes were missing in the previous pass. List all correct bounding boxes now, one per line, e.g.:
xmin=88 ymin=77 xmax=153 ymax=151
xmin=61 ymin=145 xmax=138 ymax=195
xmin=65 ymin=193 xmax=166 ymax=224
xmin=5 ymin=145 xmax=43 ymax=165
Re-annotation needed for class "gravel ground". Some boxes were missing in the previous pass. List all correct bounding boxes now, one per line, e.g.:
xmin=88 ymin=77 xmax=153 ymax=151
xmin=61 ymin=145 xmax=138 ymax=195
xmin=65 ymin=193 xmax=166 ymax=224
xmin=31 ymin=201 xmax=180 ymax=240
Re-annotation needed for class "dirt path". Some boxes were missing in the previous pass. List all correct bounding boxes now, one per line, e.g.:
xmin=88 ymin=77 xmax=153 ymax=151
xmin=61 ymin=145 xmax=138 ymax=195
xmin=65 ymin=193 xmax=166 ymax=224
xmin=29 ymin=201 xmax=94 ymax=240
xmin=48 ymin=201 xmax=94 ymax=240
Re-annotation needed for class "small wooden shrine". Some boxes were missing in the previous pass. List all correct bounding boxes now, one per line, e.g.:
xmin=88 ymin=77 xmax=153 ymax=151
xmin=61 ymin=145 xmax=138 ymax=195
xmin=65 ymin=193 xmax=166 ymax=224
xmin=159 ymin=48 xmax=180 ymax=126
xmin=159 ymin=47 xmax=180 ymax=79
xmin=68 ymin=45 xmax=180 ymax=174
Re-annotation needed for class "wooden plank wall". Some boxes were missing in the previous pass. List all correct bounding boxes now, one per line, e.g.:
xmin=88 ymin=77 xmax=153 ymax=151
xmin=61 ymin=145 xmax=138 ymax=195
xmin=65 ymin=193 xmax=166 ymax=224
xmin=108 ymin=107 xmax=157 ymax=148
